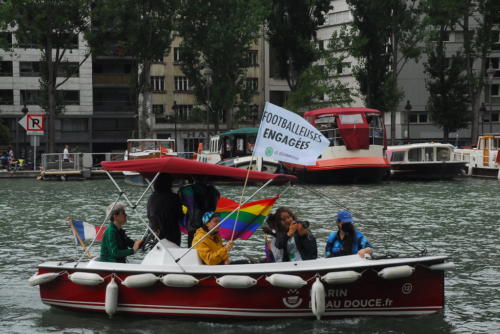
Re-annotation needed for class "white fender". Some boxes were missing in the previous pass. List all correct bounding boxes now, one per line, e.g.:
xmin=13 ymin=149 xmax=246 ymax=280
xmin=69 ymin=272 xmax=104 ymax=286
xmin=310 ymin=277 xmax=325 ymax=320
xmin=321 ymin=271 xmax=361 ymax=285
xmin=122 ymin=273 xmax=158 ymax=288
xmin=265 ymin=274 xmax=307 ymax=289
xmin=429 ymin=262 xmax=456 ymax=271
xmin=161 ymin=274 xmax=199 ymax=288
xmin=28 ymin=272 xmax=59 ymax=286
xmin=216 ymin=275 xmax=257 ymax=289
xmin=378 ymin=265 xmax=415 ymax=280
xmin=105 ymin=278 xmax=118 ymax=318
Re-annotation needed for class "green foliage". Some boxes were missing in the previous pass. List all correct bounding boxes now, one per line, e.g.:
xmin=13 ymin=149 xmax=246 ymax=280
xmin=0 ymin=120 xmax=11 ymax=145
xmin=266 ymin=0 xmax=332 ymax=91
xmin=177 ymin=0 xmax=268 ymax=130
xmin=425 ymin=49 xmax=470 ymax=139
xmin=347 ymin=0 xmax=423 ymax=112
xmin=286 ymin=26 xmax=357 ymax=112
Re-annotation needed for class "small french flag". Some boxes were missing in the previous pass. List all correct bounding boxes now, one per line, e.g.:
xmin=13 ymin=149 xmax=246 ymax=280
xmin=72 ymin=220 xmax=106 ymax=243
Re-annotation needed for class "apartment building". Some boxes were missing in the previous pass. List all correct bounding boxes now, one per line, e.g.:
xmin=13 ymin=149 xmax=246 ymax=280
xmin=146 ymin=36 xmax=266 ymax=152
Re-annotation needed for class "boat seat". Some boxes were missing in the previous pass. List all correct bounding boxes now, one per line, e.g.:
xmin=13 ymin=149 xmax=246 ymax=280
xmin=141 ymin=239 xmax=202 ymax=266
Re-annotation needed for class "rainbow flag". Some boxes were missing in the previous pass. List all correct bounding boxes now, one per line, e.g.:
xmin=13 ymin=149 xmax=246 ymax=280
xmin=216 ymin=196 xmax=279 ymax=240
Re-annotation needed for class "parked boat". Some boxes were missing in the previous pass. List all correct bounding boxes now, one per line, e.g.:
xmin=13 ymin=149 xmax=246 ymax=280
xmin=198 ymin=128 xmax=281 ymax=173
xmin=454 ymin=134 xmax=500 ymax=179
xmin=386 ymin=143 xmax=466 ymax=180
xmin=284 ymin=108 xmax=390 ymax=184
xmin=123 ymin=138 xmax=176 ymax=185
xmin=29 ymin=157 xmax=454 ymax=320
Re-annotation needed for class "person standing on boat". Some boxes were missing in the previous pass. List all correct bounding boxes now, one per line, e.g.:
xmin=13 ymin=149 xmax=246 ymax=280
xmin=325 ymin=210 xmax=372 ymax=258
xmin=100 ymin=202 xmax=143 ymax=263
xmin=179 ymin=177 xmax=220 ymax=247
xmin=147 ymin=173 xmax=183 ymax=246
xmin=265 ymin=207 xmax=317 ymax=262
xmin=192 ymin=211 xmax=234 ymax=265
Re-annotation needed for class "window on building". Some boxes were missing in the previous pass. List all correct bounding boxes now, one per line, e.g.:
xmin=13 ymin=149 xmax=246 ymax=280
xmin=419 ymin=113 xmax=428 ymax=123
xmin=174 ymin=76 xmax=190 ymax=91
xmin=408 ymin=113 xmax=429 ymax=124
xmin=174 ymin=47 xmax=182 ymax=63
xmin=16 ymin=34 xmax=41 ymax=49
xmin=336 ymin=62 xmax=350 ymax=74
xmin=153 ymin=104 xmax=164 ymax=115
xmin=20 ymin=62 xmax=41 ymax=77
xmin=0 ymin=90 xmax=14 ymax=105
xmin=492 ymin=84 xmax=499 ymax=96
xmin=59 ymin=90 xmax=80 ymax=105
xmin=247 ymin=50 xmax=258 ymax=66
xmin=59 ymin=33 xmax=79 ymax=49
xmin=0 ymin=32 xmax=12 ymax=48
xmin=157 ymin=133 xmax=173 ymax=139
xmin=176 ymin=104 xmax=193 ymax=121
xmin=61 ymin=118 xmax=88 ymax=132
xmin=245 ymin=78 xmax=258 ymax=92
xmin=57 ymin=62 xmax=79 ymax=77
xmin=20 ymin=90 xmax=40 ymax=105
xmin=491 ymin=113 xmax=499 ymax=122
xmin=184 ymin=138 xmax=203 ymax=152
xmin=489 ymin=58 xmax=499 ymax=69
xmin=318 ymin=40 xmax=325 ymax=51
xmin=151 ymin=76 xmax=165 ymax=92
xmin=0 ymin=61 xmax=13 ymax=76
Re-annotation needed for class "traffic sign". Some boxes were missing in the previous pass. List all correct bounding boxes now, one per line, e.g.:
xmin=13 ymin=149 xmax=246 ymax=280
xmin=18 ymin=113 xmax=45 ymax=135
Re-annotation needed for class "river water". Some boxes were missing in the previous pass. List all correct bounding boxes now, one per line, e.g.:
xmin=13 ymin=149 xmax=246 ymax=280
xmin=0 ymin=177 xmax=498 ymax=334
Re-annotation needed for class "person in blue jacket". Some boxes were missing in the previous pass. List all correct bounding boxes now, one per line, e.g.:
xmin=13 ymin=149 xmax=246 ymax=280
xmin=325 ymin=210 xmax=372 ymax=258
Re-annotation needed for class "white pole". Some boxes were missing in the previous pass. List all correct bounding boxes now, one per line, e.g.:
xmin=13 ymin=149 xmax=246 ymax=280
xmin=33 ymin=137 xmax=37 ymax=171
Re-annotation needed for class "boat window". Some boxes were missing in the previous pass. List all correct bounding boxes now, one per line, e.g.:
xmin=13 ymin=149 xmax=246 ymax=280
xmin=315 ymin=115 xmax=340 ymax=146
xmin=437 ymin=147 xmax=450 ymax=161
xmin=425 ymin=147 xmax=434 ymax=161
xmin=408 ymin=148 xmax=422 ymax=162
xmin=391 ymin=151 xmax=405 ymax=162
xmin=339 ymin=114 xmax=363 ymax=124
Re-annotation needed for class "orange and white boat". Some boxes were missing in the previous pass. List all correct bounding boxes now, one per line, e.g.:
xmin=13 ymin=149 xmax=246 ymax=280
xmin=284 ymin=107 xmax=390 ymax=184
xmin=454 ymin=134 xmax=500 ymax=179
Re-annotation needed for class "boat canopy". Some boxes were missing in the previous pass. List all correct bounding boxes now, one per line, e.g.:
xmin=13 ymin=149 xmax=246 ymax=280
xmin=220 ymin=128 xmax=258 ymax=137
xmin=102 ymin=157 xmax=295 ymax=184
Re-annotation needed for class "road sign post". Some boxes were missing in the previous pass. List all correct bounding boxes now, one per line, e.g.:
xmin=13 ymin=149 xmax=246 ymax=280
xmin=19 ymin=113 xmax=45 ymax=170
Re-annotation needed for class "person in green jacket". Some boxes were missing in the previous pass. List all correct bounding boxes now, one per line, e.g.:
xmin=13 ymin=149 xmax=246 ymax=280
xmin=100 ymin=202 xmax=143 ymax=263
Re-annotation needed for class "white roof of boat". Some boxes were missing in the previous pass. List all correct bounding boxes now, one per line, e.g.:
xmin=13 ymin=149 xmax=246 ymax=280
xmin=387 ymin=143 xmax=454 ymax=151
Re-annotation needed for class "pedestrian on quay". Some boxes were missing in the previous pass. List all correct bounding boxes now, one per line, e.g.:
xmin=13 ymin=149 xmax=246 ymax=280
xmin=63 ymin=145 xmax=70 ymax=162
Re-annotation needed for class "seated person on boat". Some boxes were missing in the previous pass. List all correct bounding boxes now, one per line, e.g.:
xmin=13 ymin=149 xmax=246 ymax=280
xmin=192 ymin=211 xmax=234 ymax=265
xmin=264 ymin=207 xmax=317 ymax=262
xmin=100 ymin=202 xmax=143 ymax=263
xmin=325 ymin=210 xmax=372 ymax=258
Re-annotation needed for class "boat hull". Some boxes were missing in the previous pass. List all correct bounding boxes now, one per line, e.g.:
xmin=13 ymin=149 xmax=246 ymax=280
xmin=389 ymin=162 xmax=466 ymax=180
xmin=36 ymin=257 xmax=445 ymax=319
xmin=287 ymin=166 xmax=389 ymax=184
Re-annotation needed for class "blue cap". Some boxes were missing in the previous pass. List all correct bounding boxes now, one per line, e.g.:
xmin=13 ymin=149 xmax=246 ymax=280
xmin=337 ymin=210 xmax=354 ymax=223
xmin=202 ymin=211 xmax=219 ymax=224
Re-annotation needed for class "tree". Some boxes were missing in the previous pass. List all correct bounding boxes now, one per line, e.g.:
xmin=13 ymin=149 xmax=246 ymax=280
xmin=285 ymin=26 xmax=356 ymax=111
xmin=266 ymin=0 xmax=332 ymax=92
xmin=422 ymin=0 xmax=470 ymax=141
xmin=459 ymin=0 xmax=500 ymax=143
xmin=0 ymin=0 xmax=92 ymax=153
xmin=425 ymin=49 xmax=470 ymax=141
xmin=347 ymin=0 xmax=424 ymax=143
xmin=177 ymin=0 xmax=268 ymax=130
xmin=88 ymin=0 xmax=180 ymax=138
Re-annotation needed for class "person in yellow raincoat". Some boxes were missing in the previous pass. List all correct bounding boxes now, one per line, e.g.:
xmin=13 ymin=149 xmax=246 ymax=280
xmin=193 ymin=211 xmax=234 ymax=265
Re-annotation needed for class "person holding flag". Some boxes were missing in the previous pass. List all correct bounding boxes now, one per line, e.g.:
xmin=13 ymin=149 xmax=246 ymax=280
xmin=193 ymin=211 xmax=234 ymax=265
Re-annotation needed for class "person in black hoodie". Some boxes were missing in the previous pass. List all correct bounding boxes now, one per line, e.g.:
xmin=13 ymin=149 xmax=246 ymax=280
xmin=147 ymin=173 xmax=183 ymax=246
xmin=264 ymin=207 xmax=317 ymax=262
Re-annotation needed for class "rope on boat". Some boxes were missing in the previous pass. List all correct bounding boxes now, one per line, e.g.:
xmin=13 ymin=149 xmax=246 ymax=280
xmin=296 ymin=184 xmax=427 ymax=256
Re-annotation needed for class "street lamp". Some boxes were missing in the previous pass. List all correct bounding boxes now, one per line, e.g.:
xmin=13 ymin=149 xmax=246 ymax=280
xmin=487 ymin=68 xmax=495 ymax=134
xmin=172 ymin=101 xmax=178 ymax=151
xmin=480 ymin=102 xmax=486 ymax=135
xmin=404 ymin=100 xmax=412 ymax=143
xmin=204 ymin=70 xmax=212 ymax=145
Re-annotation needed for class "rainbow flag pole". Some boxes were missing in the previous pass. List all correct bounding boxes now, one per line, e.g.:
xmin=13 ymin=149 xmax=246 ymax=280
xmin=215 ymin=196 xmax=279 ymax=240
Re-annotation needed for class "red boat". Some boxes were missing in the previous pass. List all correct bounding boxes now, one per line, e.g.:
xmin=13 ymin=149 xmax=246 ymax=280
xmin=29 ymin=158 xmax=453 ymax=319
xmin=285 ymin=107 xmax=390 ymax=184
